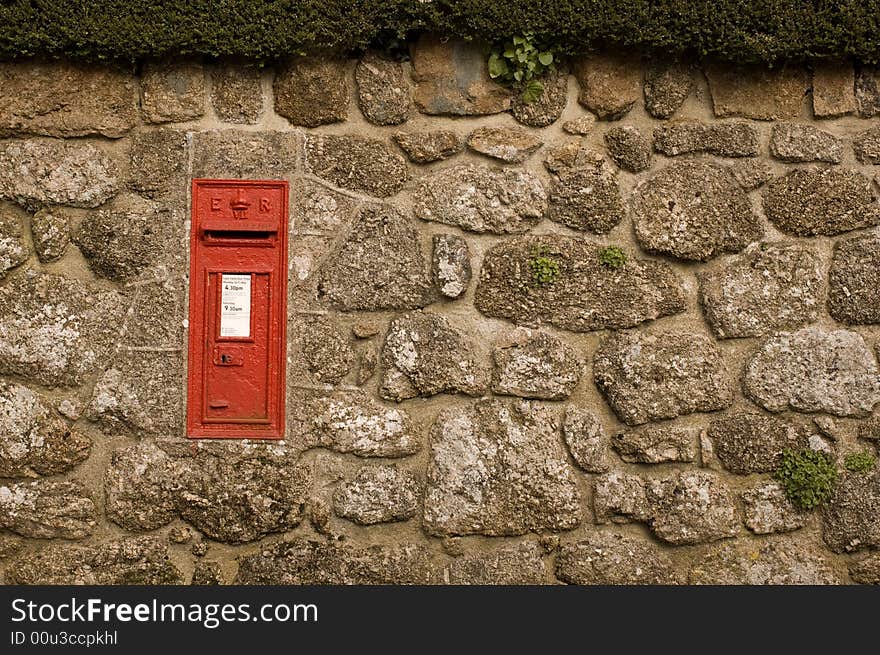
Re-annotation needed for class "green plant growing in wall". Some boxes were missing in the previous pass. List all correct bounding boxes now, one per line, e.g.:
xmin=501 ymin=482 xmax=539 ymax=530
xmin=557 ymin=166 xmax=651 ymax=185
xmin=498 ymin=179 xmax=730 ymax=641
xmin=487 ymin=33 xmax=555 ymax=104
xmin=528 ymin=247 xmax=560 ymax=286
xmin=599 ymin=245 xmax=627 ymax=269
xmin=843 ymin=450 xmax=877 ymax=473
xmin=775 ymin=448 xmax=838 ymax=510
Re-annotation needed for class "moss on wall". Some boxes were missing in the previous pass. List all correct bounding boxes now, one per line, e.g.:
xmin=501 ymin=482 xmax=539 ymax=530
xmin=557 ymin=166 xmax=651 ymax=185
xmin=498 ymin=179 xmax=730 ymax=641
xmin=2 ymin=1 xmax=880 ymax=64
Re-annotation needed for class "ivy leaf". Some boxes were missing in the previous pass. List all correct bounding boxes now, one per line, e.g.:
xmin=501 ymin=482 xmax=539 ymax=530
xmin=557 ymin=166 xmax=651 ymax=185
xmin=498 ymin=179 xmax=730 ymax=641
xmin=522 ymin=79 xmax=544 ymax=104
xmin=513 ymin=69 xmax=523 ymax=82
xmin=487 ymin=53 xmax=507 ymax=78
xmin=538 ymin=52 xmax=554 ymax=66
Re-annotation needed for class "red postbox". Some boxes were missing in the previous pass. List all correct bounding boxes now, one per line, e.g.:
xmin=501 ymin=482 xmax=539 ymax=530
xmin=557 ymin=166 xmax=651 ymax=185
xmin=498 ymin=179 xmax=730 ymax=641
xmin=187 ymin=179 xmax=288 ymax=439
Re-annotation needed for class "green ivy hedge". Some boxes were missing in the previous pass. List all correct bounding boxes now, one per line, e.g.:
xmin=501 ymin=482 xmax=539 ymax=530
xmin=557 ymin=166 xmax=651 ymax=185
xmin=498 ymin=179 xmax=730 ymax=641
xmin=2 ymin=1 xmax=880 ymax=63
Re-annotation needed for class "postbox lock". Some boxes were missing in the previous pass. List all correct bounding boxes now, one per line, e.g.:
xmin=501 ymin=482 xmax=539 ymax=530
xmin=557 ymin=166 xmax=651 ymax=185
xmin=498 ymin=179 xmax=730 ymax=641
xmin=187 ymin=179 xmax=288 ymax=439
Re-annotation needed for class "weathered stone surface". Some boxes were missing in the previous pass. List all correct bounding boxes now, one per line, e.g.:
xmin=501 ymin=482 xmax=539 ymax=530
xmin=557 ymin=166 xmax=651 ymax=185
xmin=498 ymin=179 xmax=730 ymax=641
xmin=690 ymin=538 xmax=840 ymax=584
xmin=141 ymin=62 xmax=205 ymax=123
xmin=632 ymin=160 xmax=761 ymax=261
xmin=644 ymin=60 xmax=693 ymax=119
xmin=708 ymin=412 xmax=805 ymax=474
xmin=105 ymin=440 xmax=311 ymax=544
xmin=742 ymin=481 xmax=806 ymax=534
xmin=274 ymin=57 xmax=348 ymax=126
xmin=0 ymin=139 xmax=118 ymax=210
xmin=178 ymin=456 xmax=310 ymax=545
xmin=191 ymin=560 xmax=223 ymax=585
xmin=556 ymin=533 xmax=679 ymax=584
xmin=432 ymin=234 xmax=471 ymax=299
xmin=859 ymin=419 xmax=880 ymax=441
xmin=356 ymin=52 xmax=411 ymax=125
xmin=510 ymin=67 xmax=568 ymax=127
xmin=646 ymin=471 xmax=739 ymax=545
xmin=763 ymin=168 xmax=880 ymax=236
xmin=604 ymin=126 xmax=652 ymax=172
xmin=413 ymin=164 xmax=546 ymax=234
xmin=492 ymin=329 xmax=581 ymax=400
xmin=849 ymin=554 xmax=880 ymax=584
xmin=305 ymin=135 xmax=408 ymax=198
xmin=127 ymin=130 xmax=188 ymax=199
xmin=562 ymin=406 xmax=609 ymax=473
xmin=291 ymin=391 xmax=421 ymax=457
xmin=0 ymin=208 xmax=28 ymax=279
xmin=594 ymin=331 xmax=732 ymax=426
xmin=0 ymin=480 xmax=95 ymax=539
xmin=823 ymin=471 xmax=880 ymax=553
xmin=574 ymin=53 xmax=641 ymax=120
xmin=356 ymin=342 xmax=379 ymax=386
xmin=424 ymin=399 xmax=581 ymax=536
xmin=333 ymin=465 xmax=420 ymax=525
xmin=235 ymin=538 xmax=436 ymax=584
xmin=86 ymin=350 xmax=182 ymax=437
xmin=29 ymin=207 xmax=70 ymax=263
xmin=318 ymin=205 xmax=434 ymax=311
xmin=0 ymin=62 xmax=137 ymax=138
xmin=744 ymin=328 xmax=880 ymax=417
xmin=6 ymin=537 xmax=182 ymax=585
xmin=594 ymin=470 xmax=739 ymax=545
xmin=103 ymin=441 xmax=178 ymax=531
xmin=729 ymin=159 xmax=774 ymax=190
xmin=300 ymin=317 xmax=353 ymax=384
xmin=294 ymin=181 xmax=356 ymax=235
xmin=855 ymin=67 xmax=880 ymax=118
xmin=210 ymin=65 xmax=263 ymax=124
xmin=699 ymin=242 xmax=824 ymax=338
xmin=769 ymin=122 xmax=842 ymax=162
xmin=813 ymin=63 xmax=856 ymax=118
xmin=380 ymin=311 xmax=488 ymax=401
xmin=445 ymin=542 xmax=546 ymax=584
xmin=0 ymin=270 xmax=125 ymax=387
xmin=191 ymin=130 xmax=297 ymax=179
xmin=706 ymin=63 xmax=807 ymax=120
xmin=829 ymin=233 xmax=880 ymax=324
xmin=853 ymin=126 xmax=880 ymax=164
xmin=612 ymin=425 xmax=696 ymax=464
xmin=475 ymin=235 xmax=685 ymax=332
xmin=562 ymin=114 xmax=596 ymax=135
xmin=652 ymin=121 xmax=759 ymax=157
xmin=466 ymin=127 xmax=542 ymax=163
xmin=411 ymin=35 xmax=510 ymax=116
xmin=74 ymin=205 xmax=173 ymax=281
xmin=0 ymin=381 xmax=90 ymax=477
xmin=393 ymin=130 xmax=462 ymax=164
xmin=122 ymin=277 xmax=186 ymax=347
xmin=543 ymin=141 xmax=624 ymax=234
xmin=593 ymin=471 xmax=649 ymax=522
xmin=0 ymin=535 xmax=23 ymax=559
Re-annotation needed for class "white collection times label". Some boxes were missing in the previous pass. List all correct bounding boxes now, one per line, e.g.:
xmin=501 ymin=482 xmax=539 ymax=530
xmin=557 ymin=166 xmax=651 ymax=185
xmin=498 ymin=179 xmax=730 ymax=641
xmin=220 ymin=274 xmax=251 ymax=337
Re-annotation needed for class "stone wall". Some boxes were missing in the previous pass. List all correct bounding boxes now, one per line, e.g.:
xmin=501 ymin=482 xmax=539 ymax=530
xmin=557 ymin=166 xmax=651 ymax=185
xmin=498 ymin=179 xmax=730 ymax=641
xmin=1 ymin=38 xmax=879 ymax=585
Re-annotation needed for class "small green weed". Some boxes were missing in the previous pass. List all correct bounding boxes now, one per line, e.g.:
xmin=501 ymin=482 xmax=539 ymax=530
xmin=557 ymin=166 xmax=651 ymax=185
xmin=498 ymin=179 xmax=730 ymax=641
xmin=774 ymin=448 xmax=838 ymax=510
xmin=528 ymin=247 xmax=560 ymax=286
xmin=488 ymin=33 xmax=555 ymax=103
xmin=844 ymin=451 xmax=876 ymax=473
xmin=598 ymin=246 xmax=626 ymax=269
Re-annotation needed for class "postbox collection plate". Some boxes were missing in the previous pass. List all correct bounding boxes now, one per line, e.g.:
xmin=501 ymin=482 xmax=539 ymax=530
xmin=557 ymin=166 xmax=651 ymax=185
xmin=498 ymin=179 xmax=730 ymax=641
xmin=187 ymin=179 xmax=288 ymax=439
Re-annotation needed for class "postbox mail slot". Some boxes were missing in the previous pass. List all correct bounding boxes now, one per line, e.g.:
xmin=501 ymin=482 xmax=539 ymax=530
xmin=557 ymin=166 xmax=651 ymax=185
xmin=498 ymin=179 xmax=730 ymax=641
xmin=187 ymin=179 xmax=288 ymax=439
xmin=201 ymin=221 xmax=278 ymax=234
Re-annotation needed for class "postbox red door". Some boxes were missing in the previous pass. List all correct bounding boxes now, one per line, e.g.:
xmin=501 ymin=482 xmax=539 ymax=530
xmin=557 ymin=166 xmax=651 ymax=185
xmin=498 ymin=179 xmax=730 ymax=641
xmin=187 ymin=179 xmax=288 ymax=439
